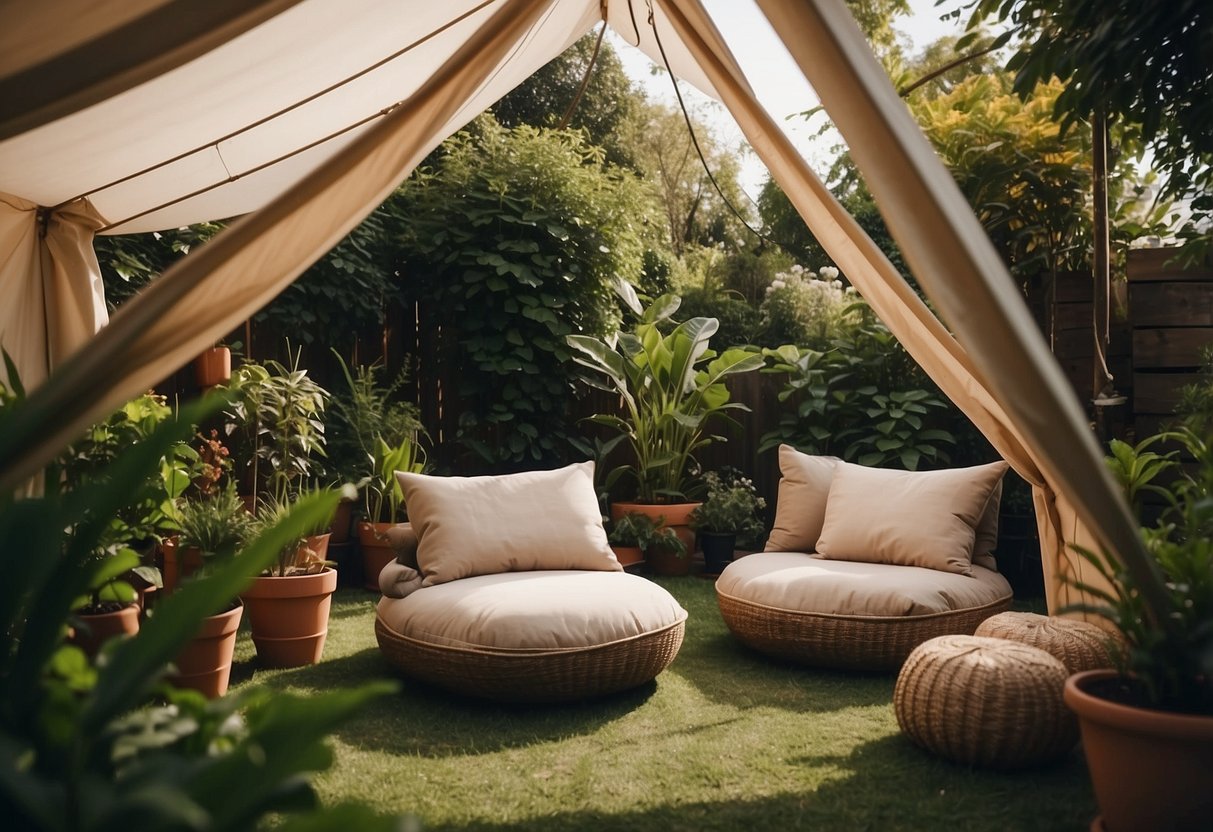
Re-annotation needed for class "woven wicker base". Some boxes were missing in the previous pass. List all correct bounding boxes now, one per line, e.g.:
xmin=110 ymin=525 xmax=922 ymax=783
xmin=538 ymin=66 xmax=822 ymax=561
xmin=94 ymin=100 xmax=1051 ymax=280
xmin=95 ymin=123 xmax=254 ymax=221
xmin=716 ymin=590 xmax=1011 ymax=671
xmin=974 ymin=611 xmax=1116 ymax=673
xmin=375 ymin=613 xmax=686 ymax=703
xmin=894 ymin=634 xmax=1077 ymax=769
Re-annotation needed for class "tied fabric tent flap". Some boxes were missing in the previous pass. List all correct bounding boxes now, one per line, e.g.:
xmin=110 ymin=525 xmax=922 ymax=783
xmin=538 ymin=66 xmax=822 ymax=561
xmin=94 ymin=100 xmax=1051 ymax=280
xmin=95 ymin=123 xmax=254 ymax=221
xmin=0 ymin=0 xmax=1152 ymax=618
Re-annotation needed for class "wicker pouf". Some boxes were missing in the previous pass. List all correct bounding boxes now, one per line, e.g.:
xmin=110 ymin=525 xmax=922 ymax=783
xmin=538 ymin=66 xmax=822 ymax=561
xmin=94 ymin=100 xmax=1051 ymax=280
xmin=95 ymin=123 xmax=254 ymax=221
xmin=894 ymin=635 xmax=1078 ymax=769
xmin=974 ymin=611 xmax=1115 ymax=673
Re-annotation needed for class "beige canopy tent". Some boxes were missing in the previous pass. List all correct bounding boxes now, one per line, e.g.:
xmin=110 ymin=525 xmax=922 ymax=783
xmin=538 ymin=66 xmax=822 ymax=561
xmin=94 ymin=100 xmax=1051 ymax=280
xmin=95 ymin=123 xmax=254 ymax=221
xmin=0 ymin=0 xmax=1163 ymax=617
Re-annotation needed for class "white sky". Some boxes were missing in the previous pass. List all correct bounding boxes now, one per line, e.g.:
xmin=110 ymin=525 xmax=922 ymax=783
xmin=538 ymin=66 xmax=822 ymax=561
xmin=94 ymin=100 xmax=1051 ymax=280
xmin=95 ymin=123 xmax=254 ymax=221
xmin=613 ymin=0 xmax=965 ymax=197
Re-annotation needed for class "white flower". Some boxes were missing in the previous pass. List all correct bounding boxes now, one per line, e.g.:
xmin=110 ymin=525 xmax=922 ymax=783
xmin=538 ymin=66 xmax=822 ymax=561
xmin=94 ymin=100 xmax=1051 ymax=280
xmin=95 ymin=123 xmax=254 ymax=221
xmin=819 ymin=266 xmax=839 ymax=280
xmin=845 ymin=286 xmax=857 ymax=295
xmin=791 ymin=264 xmax=804 ymax=275
xmin=770 ymin=279 xmax=786 ymax=290
xmin=833 ymin=280 xmax=843 ymax=289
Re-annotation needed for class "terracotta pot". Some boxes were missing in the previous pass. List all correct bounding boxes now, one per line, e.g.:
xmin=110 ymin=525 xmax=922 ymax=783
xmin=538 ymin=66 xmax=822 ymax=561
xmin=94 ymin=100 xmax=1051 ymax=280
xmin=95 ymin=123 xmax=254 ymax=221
xmin=329 ymin=498 xmax=355 ymax=545
xmin=70 ymin=604 xmax=140 ymax=657
xmin=241 ymin=566 xmax=338 ymax=668
xmin=611 ymin=502 xmax=700 ymax=564
xmin=610 ymin=545 xmax=645 ymax=569
xmin=161 ymin=539 xmax=203 ymax=595
xmin=170 ymin=603 xmax=243 ymax=699
xmin=699 ymin=532 xmax=737 ymax=575
xmin=194 ymin=346 xmax=231 ymax=388
xmin=358 ymin=521 xmax=399 ymax=591
xmin=1065 ymin=669 xmax=1213 ymax=831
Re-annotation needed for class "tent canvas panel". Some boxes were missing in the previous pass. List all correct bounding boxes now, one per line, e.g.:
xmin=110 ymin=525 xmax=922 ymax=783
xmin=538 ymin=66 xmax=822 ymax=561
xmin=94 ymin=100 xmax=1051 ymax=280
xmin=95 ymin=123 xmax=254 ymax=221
xmin=0 ymin=0 xmax=1144 ymax=617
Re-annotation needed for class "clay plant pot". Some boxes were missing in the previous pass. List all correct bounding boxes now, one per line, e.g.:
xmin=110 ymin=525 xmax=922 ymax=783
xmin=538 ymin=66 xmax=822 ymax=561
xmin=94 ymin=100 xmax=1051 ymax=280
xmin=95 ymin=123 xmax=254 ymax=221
xmin=1064 ymin=669 xmax=1213 ymax=831
xmin=70 ymin=603 xmax=140 ymax=658
xmin=329 ymin=497 xmax=355 ymax=545
xmin=611 ymin=502 xmax=700 ymax=565
xmin=193 ymin=346 xmax=231 ymax=388
xmin=161 ymin=539 xmax=203 ymax=596
xmin=170 ymin=602 xmax=243 ymax=699
xmin=358 ymin=521 xmax=399 ymax=592
xmin=241 ymin=565 xmax=338 ymax=668
xmin=610 ymin=545 xmax=645 ymax=569
xmin=699 ymin=532 xmax=737 ymax=575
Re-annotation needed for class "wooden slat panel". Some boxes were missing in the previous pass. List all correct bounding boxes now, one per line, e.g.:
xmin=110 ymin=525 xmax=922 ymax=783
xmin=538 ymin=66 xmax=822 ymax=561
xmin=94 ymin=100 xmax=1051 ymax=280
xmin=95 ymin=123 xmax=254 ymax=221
xmin=1056 ymin=328 xmax=1094 ymax=358
xmin=1054 ymin=271 xmax=1092 ymax=303
xmin=1127 ymin=247 xmax=1213 ymax=283
xmin=1133 ymin=372 xmax=1201 ymax=414
xmin=1130 ymin=281 xmax=1213 ymax=327
xmin=1054 ymin=301 xmax=1092 ymax=331
xmin=1133 ymin=328 xmax=1213 ymax=369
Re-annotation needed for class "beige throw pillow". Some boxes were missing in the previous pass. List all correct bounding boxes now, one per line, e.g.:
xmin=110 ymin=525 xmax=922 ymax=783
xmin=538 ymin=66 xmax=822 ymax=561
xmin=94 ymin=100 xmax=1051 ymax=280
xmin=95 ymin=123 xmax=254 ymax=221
xmin=764 ymin=445 xmax=838 ymax=553
xmin=397 ymin=461 xmax=621 ymax=586
xmin=815 ymin=460 xmax=1010 ymax=575
xmin=973 ymin=478 xmax=1003 ymax=558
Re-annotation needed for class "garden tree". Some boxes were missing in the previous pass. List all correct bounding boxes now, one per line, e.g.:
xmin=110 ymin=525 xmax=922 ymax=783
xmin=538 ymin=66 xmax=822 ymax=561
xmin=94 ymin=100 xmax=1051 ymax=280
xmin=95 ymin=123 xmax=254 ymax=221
xmin=845 ymin=0 xmax=913 ymax=69
xmin=757 ymin=177 xmax=909 ymax=281
xmin=95 ymin=223 xmax=222 ymax=310
xmin=625 ymin=100 xmax=749 ymax=256
xmin=492 ymin=32 xmax=642 ymax=169
xmin=96 ymin=210 xmax=400 ymax=360
xmin=390 ymin=115 xmax=664 ymax=470
xmin=898 ymin=33 xmax=1003 ymax=99
xmin=961 ymin=0 xmax=1213 ymax=251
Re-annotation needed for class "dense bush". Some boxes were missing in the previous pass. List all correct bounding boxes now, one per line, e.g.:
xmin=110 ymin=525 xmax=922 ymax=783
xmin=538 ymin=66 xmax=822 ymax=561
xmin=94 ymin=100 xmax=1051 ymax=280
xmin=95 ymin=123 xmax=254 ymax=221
xmin=760 ymin=304 xmax=960 ymax=470
xmin=676 ymin=288 xmax=761 ymax=349
xmin=392 ymin=115 xmax=664 ymax=469
xmin=756 ymin=265 xmax=858 ymax=349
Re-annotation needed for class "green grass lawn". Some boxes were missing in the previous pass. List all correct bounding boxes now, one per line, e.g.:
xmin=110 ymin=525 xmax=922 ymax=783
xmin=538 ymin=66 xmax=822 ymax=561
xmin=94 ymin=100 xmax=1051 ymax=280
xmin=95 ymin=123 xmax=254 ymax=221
xmin=231 ymin=579 xmax=1096 ymax=831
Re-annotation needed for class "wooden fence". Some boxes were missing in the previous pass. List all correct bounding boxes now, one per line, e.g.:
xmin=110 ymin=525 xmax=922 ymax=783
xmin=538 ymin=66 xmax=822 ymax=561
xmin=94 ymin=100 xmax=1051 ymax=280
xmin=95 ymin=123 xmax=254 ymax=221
xmin=1128 ymin=247 xmax=1213 ymax=439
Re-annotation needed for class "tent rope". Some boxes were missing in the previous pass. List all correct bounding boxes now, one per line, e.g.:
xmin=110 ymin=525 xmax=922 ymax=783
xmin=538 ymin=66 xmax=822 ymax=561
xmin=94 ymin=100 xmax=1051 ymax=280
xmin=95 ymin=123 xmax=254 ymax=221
xmin=557 ymin=21 xmax=607 ymax=130
xmin=53 ymin=0 xmax=501 ymax=219
xmin=645 ymin=1 xmax=782 ymax=250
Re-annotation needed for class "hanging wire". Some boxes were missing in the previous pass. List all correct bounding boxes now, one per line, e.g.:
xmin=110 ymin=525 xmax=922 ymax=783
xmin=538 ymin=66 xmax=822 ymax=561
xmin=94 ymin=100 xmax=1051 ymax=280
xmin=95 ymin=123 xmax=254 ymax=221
xmin=558 ymin=21 xmax=607 ymax=129
xmin=644 ymin=0 xmax=784 ymax=250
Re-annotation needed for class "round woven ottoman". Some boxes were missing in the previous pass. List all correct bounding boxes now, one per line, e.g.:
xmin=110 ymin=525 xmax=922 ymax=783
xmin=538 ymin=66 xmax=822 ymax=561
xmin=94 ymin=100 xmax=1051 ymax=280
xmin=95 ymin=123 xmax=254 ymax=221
xmin=974 ymin=611 xmax=1115 ymax=673
xmin=716 ymin=553 xmax=1013 ymax=670
xmin=375 ymin=570 xmax=687 ymax=703
xmin=894 ymin=635 xmax=1078 ymax=769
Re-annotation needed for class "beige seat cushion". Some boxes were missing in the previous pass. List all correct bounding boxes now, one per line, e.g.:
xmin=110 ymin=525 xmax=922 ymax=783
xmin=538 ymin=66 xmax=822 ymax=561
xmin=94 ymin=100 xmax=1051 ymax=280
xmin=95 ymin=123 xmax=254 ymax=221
xmin=717 ymin=552 xmax=1012 ymax=619
xmin=816 ymin=460 xmax=1009 ymax=575
xmin=397 ymin=461 xmax=620 ymax=586
xmin=376 ymin=571 xmax=687 ymax=652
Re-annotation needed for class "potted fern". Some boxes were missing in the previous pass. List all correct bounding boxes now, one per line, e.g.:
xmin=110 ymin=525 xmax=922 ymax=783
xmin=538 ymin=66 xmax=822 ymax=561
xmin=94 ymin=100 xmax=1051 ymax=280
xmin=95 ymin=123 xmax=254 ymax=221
xmin=567 ymin=283 xmax=763 ymax=557
xmin=1063 ymin=426 xmax=1213 ymax=831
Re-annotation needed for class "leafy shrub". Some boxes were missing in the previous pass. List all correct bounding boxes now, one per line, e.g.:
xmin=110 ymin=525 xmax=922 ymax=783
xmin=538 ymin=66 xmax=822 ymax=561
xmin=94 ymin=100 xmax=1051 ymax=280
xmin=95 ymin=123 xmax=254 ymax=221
xmin=676 ymin=288 xmax=761 ymax=349
xmin=760 ymin=306 xmax=958 ymax=470
xmin=0 ymin=395 xmax=403 ymax=831
xmin=393 ymin=115 xmax=664 ymax=469
xmin=757 ymin=265 xmax=859 ymax=349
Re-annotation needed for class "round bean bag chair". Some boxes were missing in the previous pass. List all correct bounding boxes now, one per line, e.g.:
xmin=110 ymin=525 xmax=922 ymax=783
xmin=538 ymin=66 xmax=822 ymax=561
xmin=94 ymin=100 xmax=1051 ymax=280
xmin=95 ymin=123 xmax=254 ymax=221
xmin=716 ymin=553 xmax=1013 ymax=670
xmin=375 ymin=570 xmax=688 ymax=703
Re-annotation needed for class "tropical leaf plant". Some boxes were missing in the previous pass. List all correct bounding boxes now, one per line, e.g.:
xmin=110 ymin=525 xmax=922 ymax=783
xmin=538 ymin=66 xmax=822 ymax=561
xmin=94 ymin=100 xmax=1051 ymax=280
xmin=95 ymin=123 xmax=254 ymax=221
xmin=567 ymin=283 xmax=764 ymax=502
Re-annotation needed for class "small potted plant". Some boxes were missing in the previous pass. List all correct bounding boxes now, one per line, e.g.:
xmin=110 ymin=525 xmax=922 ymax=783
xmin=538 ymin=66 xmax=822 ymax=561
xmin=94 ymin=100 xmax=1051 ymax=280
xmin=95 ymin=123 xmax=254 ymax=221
xmin=689 ymin=469 xmax=766 ymax=574
xmin=645 ymin=520 xmax=689 ymax=577
xmin=1062 ymin=425 xmax=1213 ymax=831
xmin=358 ymin=435 xmax=426 ymax=590
xmin=567 ymin=283 xmax=764 ymax=552
xmin=240 ymin=488 xmax=338 ymax=668
xmin=607 ymin=512 xmax=657 ymax=569
xmin=169 ymin=484 xmax=256 ymax=698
